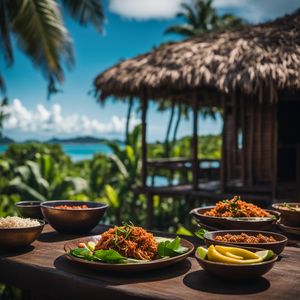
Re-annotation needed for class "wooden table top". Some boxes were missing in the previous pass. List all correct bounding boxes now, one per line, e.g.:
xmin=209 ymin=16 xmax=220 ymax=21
xmin=0 ymin=225 xmax=300 ymax=300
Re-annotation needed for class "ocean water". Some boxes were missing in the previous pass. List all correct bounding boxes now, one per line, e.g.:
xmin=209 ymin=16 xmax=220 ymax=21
xmin=0 ymin=143 xmax=112 ymax=162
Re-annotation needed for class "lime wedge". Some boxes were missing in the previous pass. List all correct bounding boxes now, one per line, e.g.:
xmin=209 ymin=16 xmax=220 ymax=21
xmin=87 ymin=241 xmax=96 ymax=252
xmin=197 ymin=246 xmax=208 ymax=259
xmin=255 ymin=250 xmax=274 ymax=261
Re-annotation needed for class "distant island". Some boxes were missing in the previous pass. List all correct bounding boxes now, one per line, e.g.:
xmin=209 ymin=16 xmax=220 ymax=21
xmin=0 ymin=135 xmax=123 ymax=145
xmin=0 ymin=136 xmax=15 ymax=144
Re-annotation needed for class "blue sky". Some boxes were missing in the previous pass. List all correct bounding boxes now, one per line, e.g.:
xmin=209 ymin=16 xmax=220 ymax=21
xmin=1 ymin=0 xmax=300 ymax=142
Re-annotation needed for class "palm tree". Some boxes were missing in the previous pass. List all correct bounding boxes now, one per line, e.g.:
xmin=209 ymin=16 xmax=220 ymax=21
xmin=165 ymin=0 xmax=244 ymax=37
xmin=0 ymin=0 xmax=104 ymax=97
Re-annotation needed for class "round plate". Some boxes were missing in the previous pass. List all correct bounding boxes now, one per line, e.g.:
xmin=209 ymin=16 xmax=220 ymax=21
xmin=64 ymin=235 xmax=194 ymax=272
xmin=190 ymin=207 xmax=279 ymax=230
xmin=203 ymin=230 xmax=288 ymax=254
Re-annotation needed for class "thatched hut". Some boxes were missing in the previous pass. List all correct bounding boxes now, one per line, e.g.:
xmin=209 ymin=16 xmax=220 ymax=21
xmin=94 ymin=10 xmax=300 ymax=226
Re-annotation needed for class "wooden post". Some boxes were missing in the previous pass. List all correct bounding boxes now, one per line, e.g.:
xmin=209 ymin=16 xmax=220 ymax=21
xmin=241 ymin=96 xmax=246 ymax=186
xmin=232 ymin=94 xmax=237 ymax=179
xmin=192 ymin=95 xmax=199 ymax=190
xmin=141 ymin=96 xmax=148 ymax=188
xmin=220 ymin=94 xmax=226 ymax=192
xmin=146 ymin=192 xmax=153 ymax=229
xmin=271 ymin=102 xmax=278 ymax=201
xmin=249 ymin=98 xmax=255 ymax=186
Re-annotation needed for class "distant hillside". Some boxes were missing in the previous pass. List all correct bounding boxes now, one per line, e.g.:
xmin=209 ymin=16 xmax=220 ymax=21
xmin=47 ymin=136 xmax=123 ymax=144
xmin=0 ymin=136 xmax=15 ymax=144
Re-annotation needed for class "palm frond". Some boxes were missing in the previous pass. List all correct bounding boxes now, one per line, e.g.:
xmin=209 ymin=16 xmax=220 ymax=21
xmin=165 ymin=24 xmax=195 ymax=37
xmin=7 ymin=0 xmax=74 ymax=85
xmin=0 ymin=0 xmax=13 ymax=66
xmin=62 ymin=0 xmax=104 ymax=32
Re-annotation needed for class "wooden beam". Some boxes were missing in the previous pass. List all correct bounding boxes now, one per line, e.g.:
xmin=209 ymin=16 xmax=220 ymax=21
xmin=192 ymin=94 xmax=199 ymax=190
xmin=141 ymin=96 xmax=148 ymax=188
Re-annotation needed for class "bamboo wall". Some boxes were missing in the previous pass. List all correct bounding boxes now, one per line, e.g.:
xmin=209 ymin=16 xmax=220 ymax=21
xmin=223 ymin=97 xmax=276 ymax=190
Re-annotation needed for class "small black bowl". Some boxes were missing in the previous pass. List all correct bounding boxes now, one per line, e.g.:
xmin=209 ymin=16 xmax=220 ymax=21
xmin=16 ymin=201 xmax=43 ymax=219
xmin=195 ymin=245 xmax=278 ymax=280
xmin=204 ymin=230 xmax=288 ymax=254
xmin=41 ymin=200 xmax=108 ymax=234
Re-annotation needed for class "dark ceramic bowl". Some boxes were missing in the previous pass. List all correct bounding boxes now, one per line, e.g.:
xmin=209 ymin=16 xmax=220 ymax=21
xmin=16 ymin=201 xmax=43 ymax=219
xmin=190 ymin=207 xmax=279 ymax=230
xmin=195 ymin=246 xmax=278 ymax=280
xmin=273 ymin=203 xmax=300 ymax=226
xmin=0 ymin=219 xmax=44 ymax=249
xmin=41 ymin=201 xmax=108 ymax=234
xmin=204 ymin=230 xmax=288 ymax=254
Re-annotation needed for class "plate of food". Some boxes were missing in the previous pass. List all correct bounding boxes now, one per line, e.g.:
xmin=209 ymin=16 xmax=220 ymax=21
xmin=190 ymin=196 xmax=279 ymax=230
xmin=203 ymin=230 xmax=287 ymax=254
xmin=195 ymin=244 xmax=278 ymax=280
xmin=64 ymin=223 xmax=194 ymax=272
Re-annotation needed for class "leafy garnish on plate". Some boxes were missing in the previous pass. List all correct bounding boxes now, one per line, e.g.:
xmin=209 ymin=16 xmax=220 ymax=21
xmin=157 ymin=236 xmax=188 ymax=258
xmin=70 ymin=236 xmax=189 ymax=263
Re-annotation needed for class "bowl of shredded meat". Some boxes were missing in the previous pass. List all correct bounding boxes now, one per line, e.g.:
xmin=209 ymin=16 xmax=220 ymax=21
xmin=204 ymin=230 xmax=287 ymax=254
xmin=190 ymin=196 xmax=279 ymax=230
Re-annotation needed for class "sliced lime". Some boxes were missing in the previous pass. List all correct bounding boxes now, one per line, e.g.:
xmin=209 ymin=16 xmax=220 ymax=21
xmin=255 ymin=250 xmax=274 ymax=261
xmin=197 ymin=246 xmax=208 ymax=259
xmin=87 ymin=241 xmax=96 ymax=252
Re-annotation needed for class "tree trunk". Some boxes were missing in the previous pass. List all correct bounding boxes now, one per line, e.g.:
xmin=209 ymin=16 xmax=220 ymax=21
xmin=164 ymin=101 xmax=175 ymax=156
xmin=172 ymin=104 xmax=182 ymax=145
xmin=125 ymin=97 xmax=134 ymax=144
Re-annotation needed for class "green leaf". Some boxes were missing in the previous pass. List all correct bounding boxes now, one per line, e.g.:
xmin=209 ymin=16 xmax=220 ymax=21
xmin=70 ymin=248 xmax=93 ymax=260
xmin=93 ymin=249 xmax=125 ymax=263
xmin=194 ymin=228 xmax=208 ymax=240
xmin=176 ymin=226 xmax=193 ymax=236
xmin=104 ymin=184 xmax=119 ymax=208
xmin=157 ymin=236 xmax=188 ymax=258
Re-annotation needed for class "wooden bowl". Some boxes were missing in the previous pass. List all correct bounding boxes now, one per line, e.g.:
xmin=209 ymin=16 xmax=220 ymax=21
xmin=190 ymin=207 xmax=279 ymax=230
xmin=41 ymin=201 xmax=108 ymax=234
xmin=0 ymin=220 xmax=44 ymax=249
xmin=195 ymin=246 xmax=278 ymax=280
xmin=16 ymin=201 xmax=43 ymax=219
xmin=204 ymin=230 xmax=288 ymax=254
xmin=273 ymin=203 xmax=300 ymax=226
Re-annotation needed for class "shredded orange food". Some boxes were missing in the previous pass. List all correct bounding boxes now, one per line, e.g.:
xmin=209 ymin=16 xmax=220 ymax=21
xmin=55 ymin=205 xmax=89 ymax=210
xmin=204 ymin=196 xmax=271 ymax=218
xmin=95 ymin=224 xmax=158 ymax=260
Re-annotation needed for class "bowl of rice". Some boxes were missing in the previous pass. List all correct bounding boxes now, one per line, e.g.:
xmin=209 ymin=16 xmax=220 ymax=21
xmin=0 ymin=216 xmax=45 ymax=249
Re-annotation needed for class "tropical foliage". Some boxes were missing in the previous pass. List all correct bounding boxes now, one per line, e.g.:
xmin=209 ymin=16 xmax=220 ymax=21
xmin=0 ymin=127 xmax=221 ymax=222
xmin=0 ymin=0 xmax=104 ymax=96
xmin=165 ymin=0 xmax=245 ymax=37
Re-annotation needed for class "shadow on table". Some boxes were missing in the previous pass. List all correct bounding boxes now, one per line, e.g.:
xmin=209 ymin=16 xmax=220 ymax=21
xmin=38 ymin=230 xmax=100 ymax=243
xmin=0 ymin=245 xmax=34 ymax=257
xmin=183 ymin=270 xmax=270 ymax=295
xmin=54 ymin=255 xmax=192 ymax=284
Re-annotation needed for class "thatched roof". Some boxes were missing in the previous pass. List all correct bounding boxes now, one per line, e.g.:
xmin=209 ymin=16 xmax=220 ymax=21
xmin=94 ymin=9 xmax=300 ymax=103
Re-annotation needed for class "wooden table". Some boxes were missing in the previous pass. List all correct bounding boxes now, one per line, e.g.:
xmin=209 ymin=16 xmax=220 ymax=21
xmin=0 ymin=225 xmax=299 ymax=300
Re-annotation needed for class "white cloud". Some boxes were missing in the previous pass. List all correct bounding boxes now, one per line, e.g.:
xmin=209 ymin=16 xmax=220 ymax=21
xmin=214 ymin=0 xmax=300 ymax=23
xmin=109 ymin=0 xmax=300 ymax=23
xmin=3 ymin=99 xmax=140 ymax=137
xmin=109 ymin=0 xmax=189 ymax=20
